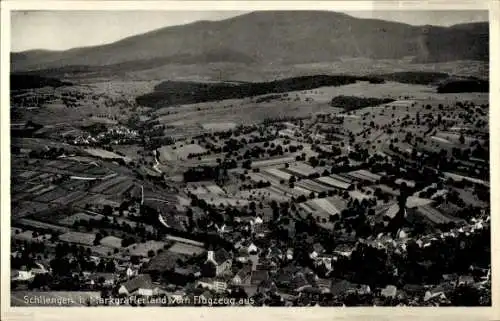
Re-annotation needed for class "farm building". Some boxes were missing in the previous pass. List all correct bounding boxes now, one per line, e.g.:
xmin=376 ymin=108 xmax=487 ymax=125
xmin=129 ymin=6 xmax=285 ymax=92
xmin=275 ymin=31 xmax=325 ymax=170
xmin=144 ymin=252 xmax=188 ymax=274
xmin=118 ymin=274 xmax=154 ymax=297
xmin=395 ymin=178 xmax=416 ymax=188
xmin=384 ymin=203 xmax=401 ymax=220
xmin=203 ymin=249 xmax=232 ymax=277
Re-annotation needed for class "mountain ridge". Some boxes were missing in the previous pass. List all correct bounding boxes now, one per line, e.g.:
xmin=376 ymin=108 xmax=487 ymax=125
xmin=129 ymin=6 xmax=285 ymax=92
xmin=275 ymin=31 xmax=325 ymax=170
xmin=11 ymin=11 xmax=489 ymax=73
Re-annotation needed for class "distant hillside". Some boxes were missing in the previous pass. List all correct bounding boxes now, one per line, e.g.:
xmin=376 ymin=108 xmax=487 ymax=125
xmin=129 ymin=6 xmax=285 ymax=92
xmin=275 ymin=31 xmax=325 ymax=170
xmin=10 ymin=74 xmax=73 ymax=90
xmin=135 ymin=71 xmax=486 ymax=108
xmin=376 ymin=72 xmax=450 ymax=85
xmin=11 ymin=11 xmax=488 ymax=73
xmin=330 ymin=96 xmax=396 ymax=111
xmin=437 ymin=79 xmax=489 ymax=93
xmin=135 ymin=75 xmax=378 ymax=108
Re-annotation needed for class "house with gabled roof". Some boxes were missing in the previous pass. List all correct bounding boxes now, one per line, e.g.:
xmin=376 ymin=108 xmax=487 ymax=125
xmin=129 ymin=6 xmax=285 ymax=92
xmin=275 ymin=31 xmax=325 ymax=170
xmin=204 ymin=248 xmax=232 ymax=276
xmin=251 ymin=270 xmax=269 ymax=286
xmin=118 ymin=274 xmax=153 ymax=296
xmin=232 ymin=265 xmax=252 ymax=286
xmin=196 ymin=277 xmax=228 ymax=293
xmin=266 ymin=246 xmax=283 ymax=261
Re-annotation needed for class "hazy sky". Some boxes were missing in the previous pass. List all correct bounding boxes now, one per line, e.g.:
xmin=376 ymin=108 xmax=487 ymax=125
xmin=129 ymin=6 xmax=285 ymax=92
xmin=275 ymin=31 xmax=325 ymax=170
xmin=11 ymin=10 xmax=489 ymax=52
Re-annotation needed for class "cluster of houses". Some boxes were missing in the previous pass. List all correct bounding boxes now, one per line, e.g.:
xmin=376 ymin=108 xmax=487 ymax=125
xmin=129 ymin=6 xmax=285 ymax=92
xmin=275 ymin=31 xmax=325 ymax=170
xmin=64 ymin=125 xmax=139 ymax=146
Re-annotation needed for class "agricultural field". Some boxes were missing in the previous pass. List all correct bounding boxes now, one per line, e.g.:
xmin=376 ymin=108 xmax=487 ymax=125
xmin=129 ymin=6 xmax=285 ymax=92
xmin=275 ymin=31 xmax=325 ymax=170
xmin=112 ymin=144 xmax=143 ymax=160
xmin=201 ymin=122 xmax=237 ymax=131
xmin=58 ymin=212 xmax=104 ymax=226
xmin=309 ymin=198 xmax=343 ymax=216
xmin=443 ymin=172 xmax=489 ymax=187
xmin=205 ymin=184 xmax=226 ymax=195
xmin=89 ymin=175 xmax=133 ymax=194
xmin=15 ymin=218 xmax=70 ymax=233
xmin=317 ymin=176 xmax=352 ymax=190
xmin=263 ymin=168 xmax=293 ymax=181
xmin=452 ymin=188 xmax=488 ymax=207
xmin=11 ymin=228 xmax=52 ymax=242
xmin=11 ymin=201 xmax=53 ymax=219
xmin=84 ymin=148 xmax=131 ymax=162
xmin=346 ymin=170 xmax=382 ymax=183
xmin=414 ymin=205 xmax=462 ymax=225
xmin=185 ymin=183 xmax=226 ymax=196
xmin=197 ymin=195 xmax=250 ymax=207
xmin=235 ymin=187 xmax=289 ymax=202
xmin=348 ymin=190 xmax=374 ymax=201
xmin=8 ymin=10 xmax=492 ymax=308
xmin=158 ymin=143 xmax=207 ymax=162
xmin=285 ymin=162 xmax=318 ymax=177
xmin=125 ymin=240 xmax=167 ymax=257
xmin=99 ymin=236 xmax=123 ymax=249
xmin=406 ymin=196 xmax=434 ymax=208
xmin=51 ymin=190 xmax=89 ymax=205
xmin=296 ymin=179 xmax=333 ymax=194
xmin=167 ymin=242 xmax=206 ymax=256
xmin=58 ymin=231 xmax=97 ymax=246
xmin=251 ymin=157 xmax=296 ymax=168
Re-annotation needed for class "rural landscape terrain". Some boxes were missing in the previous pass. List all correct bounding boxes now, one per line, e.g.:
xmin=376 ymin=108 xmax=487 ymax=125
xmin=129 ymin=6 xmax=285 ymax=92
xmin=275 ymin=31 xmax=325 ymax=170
xmin=9 ymin=11 xmax=491 ymax=307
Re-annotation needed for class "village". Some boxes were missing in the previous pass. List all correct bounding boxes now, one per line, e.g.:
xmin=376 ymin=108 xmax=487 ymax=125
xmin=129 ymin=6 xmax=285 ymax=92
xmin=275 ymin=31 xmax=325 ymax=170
xmin=10 ymin=88 xmax=491 ymax=306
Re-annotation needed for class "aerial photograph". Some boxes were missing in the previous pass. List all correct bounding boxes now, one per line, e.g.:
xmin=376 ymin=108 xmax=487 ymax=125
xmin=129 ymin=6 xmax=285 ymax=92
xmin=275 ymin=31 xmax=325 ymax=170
xmin=9 ymin=10 xmax=490 ymax=307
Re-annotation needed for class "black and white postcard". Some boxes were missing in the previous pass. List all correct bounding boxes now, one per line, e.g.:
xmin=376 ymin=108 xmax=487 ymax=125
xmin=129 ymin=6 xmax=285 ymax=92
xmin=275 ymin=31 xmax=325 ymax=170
xmin=1 ymin=1 xmax=498 ymax=321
